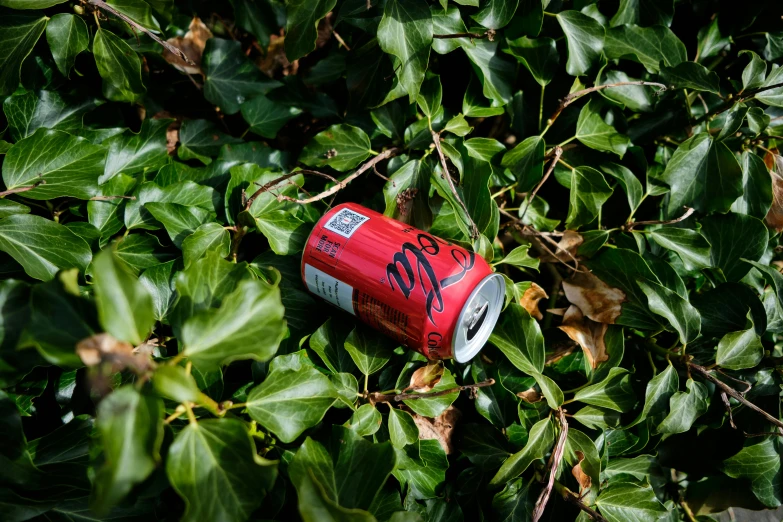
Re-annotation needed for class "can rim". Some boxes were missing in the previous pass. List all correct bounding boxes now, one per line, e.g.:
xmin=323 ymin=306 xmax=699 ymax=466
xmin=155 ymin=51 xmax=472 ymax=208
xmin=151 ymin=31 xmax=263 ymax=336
xmin=452 ymin=272 xmax=504 ymax=363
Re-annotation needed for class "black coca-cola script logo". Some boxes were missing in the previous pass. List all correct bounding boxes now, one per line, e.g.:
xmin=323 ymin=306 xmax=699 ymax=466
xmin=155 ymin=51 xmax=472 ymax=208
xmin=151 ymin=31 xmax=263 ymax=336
xmin=386 ymin=233 xmax=475 ymax=324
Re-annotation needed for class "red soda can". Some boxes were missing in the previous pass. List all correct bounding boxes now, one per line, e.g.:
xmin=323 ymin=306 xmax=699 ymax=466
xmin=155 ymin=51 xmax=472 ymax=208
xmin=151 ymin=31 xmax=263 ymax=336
xmin=301 ymin=203 xmax=504 ymax=362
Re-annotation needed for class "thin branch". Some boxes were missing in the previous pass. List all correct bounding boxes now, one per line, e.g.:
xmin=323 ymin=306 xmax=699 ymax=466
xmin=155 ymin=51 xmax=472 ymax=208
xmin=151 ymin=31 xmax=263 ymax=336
xmin=545 ymin=82 xmax=667 ymax=129
xmin=693 ymin=81 xmax=783 ymax=126
xmin=87 ymin=0 xmax=195 ymax=65
xmin=0 ymin=180 xmax=45 ymax=198
xmin=533 ymin=409 xmax=569 ymax=522
xmin=368 ymin=378 xmax=495 ymax=403
xmin=520 ymin=146 xmax=563 ymax=221
xmin=433 ymin=29 xmax=496 ymax=42
xmin=431 ymin=131 xmax=479 ymax=240
xmin=624 ymin=206 xmax=695 ymax=231
xmin=556 ymin=484 xmax=607 ymax=522
xmin=277 ymin=148 xmax=400 ymax=205
xmin=689 ymin=363 xmax=783 ymax=432
xmin=332 ymin=30 xmax=351 ymax=51
xmin=244 ymin=170 xmax=342 ymax=211
xmin=499 ymin=208 xmax=580 ymax=272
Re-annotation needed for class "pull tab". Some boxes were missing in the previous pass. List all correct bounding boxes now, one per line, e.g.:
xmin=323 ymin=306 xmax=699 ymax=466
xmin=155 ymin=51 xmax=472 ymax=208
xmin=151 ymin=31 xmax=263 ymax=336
xmin=465 ymin=299 xmax=489 ymax=341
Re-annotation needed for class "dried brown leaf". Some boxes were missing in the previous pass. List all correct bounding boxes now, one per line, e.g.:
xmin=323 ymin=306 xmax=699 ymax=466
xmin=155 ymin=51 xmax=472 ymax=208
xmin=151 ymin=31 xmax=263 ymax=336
xmin=76 ymin=333 xmax=150 ymax=372
xmin=163 ymin=17 xmax=212 ymax=74
xmin=257 ymin=33 xmax=298 ymax=77
xmin=407 ymin=362 xmax=444 ymax=393
xmin=411 ymin=405 xmax=461 ymax=454
xmin=765 ymin=170 xmax=783 ymax=232
xmin=558 ymin=305 xmax=609 ymax=369
xmin=517 ymin=388 xmax=543 ymax=403
xmin=571 ymin=450 xmax=591 ymax=492
xmin=538 ymin=230 xmax=583 ymax=264
xmin=520 ymin=282 xmax=548 ymax=320
xmin=562 ymin=270 xmax=625 ymax=324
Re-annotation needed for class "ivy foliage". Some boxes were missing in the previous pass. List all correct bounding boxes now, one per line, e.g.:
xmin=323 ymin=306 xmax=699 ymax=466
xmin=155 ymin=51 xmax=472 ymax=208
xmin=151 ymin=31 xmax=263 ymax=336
xmin=1 ymin=0 xmax=783 ymax=521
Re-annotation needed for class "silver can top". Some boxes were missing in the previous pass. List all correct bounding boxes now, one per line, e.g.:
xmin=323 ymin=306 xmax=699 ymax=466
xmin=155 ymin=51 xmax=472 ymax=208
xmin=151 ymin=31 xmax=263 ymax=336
xmin=452 ymin=273 xmax=505 ymax=363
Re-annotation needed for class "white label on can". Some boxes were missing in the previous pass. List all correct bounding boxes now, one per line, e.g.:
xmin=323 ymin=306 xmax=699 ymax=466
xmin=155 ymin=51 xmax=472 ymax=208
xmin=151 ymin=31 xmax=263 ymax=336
xmin=304 ymin=263 xmax=355 ymax=315
xmin=323 ymin=207 xmax=369 ymax=238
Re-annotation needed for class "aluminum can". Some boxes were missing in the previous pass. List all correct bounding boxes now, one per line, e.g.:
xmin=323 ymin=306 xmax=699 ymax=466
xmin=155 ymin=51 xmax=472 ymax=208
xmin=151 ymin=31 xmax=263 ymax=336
xmin=301 ymin=203 xmax=504 ymax=362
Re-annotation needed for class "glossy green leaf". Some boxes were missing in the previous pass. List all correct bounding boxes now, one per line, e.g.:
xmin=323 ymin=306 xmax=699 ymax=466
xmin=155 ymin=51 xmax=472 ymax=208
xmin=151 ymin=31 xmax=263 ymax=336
xmin=241 ymin=95 xmax=302 ymax=140
xmin=722 ymin=439 xmax=783 ymax=508
xmin=44 ymin=13 xmax=85 ymax=76
xmin=182 ymin=223 xmax=231 ymax=268
xmin=573 ymin=367 xmax=636 ymax=412
xmin=556 ymin=11 xmax=604 ymax=76
xmin=93 ymin=29 xmax=146 ymax=103
xmin=285 ymin=0 xmax=337 ymax=62
xmin=489 ymin=417 xmax=554 ymax=485
xmin=660 ymin=62 xmax=721 ymax=94
xmin=609 ymin=0 xmax=673 ymax=27
xmin=0 ymin=12 xmax=47 ymax=97
xmin=378 ymin=0 xmax=433 ymax=102
xmin=388 ymin=407 xmax=419 ymax=449
xmin=344 ymin=326 xmax=394 ymax=377
xmin=489 ymin=303 xmax=545 ymax=375
xmin=246 ymin=366 xmax=337 ymax=442
xmin=300 ymin=124 xmax=373 ymax=172
xmin=505 ymin=36 xmax=558 ymax=86
xmin=716 ymin=313 xmax=763 ymax=370
xmin=603 ymin=25 xmax=685 ymax=73
xmin=595 ymin=481 xmax=668 ymax=522
xmin=472 ymin=0 xmax=518 ymax=30
xmin=566 ymin=166 xmax=614 ymax=229
xmin=576 ymin=100 xmax=630 ymax=157
xmin=700 ymin=212 xmax=767 ymax=283
xmin=657 ymin=379 xmax=709 ymax=434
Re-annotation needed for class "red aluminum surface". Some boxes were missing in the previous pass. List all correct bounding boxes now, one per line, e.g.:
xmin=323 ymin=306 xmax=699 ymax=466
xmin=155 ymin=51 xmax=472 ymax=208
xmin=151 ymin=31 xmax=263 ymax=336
xmin=301 ymin=203 xmax=493 ymax=360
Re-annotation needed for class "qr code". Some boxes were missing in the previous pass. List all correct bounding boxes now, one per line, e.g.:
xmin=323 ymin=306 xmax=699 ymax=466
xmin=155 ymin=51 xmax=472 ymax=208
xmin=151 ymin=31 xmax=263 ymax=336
xmin=324 ymin=208 xmax=369 ymax=238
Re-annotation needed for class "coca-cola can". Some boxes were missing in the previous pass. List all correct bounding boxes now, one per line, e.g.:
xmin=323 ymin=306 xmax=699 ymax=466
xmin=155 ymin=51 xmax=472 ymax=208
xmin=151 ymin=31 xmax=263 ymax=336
xmin=301 ymin=203 xmax=504 ymax=362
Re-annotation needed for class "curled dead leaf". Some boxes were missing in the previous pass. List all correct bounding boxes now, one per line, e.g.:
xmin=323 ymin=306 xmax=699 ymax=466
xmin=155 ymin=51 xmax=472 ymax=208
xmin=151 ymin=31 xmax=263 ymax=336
xmin=520 ymin=282 xmax=548 ymax=320
xmin=765 ymin=170 xmax=783 ymax=232
xmin=257 ymin=33 xmax=298 ymax=77
xmin=517 ymin=387 xmax=543 ymax=403
xmin=411 ymin=405 xmax=461 ymax=454
xmin=407 ymin=362 xmax=444 ymax=393
xmin=571 ymin=450 xmax=591 ymax=492
xmin=538 ymin=230 xmax=583 ymax=264
xmin=558 ymin=305 xmax=610 ymax=369
xmin=163 ymin=17 xmax=213 ymax=75
xmin=76 ymin=333 xmax=151 ymax=372
xmin=562 ymin=270 xmax=625 ymax=324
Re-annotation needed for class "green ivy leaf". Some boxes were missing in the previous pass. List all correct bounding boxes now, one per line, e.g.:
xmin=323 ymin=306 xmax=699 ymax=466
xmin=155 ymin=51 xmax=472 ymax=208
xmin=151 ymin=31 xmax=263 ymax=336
xmin=93 ymin=249 xmax=155 ymax=346
xmin=716 ymin=313 xmax=763 ymax=370
xmin=93 ymin=29 xmax=146 ymax=103
xmin=657 ymin=379 xmax=709 ymax=435
xmin=246 ymin=366 xmax=337 ymax=443
xmin=181 ymin=279 xmax=286 ymax=370
xmin=489 ymin=417 xmax=554 ymax=485
xmin=637 ymin=278 xmax=701 ymax=344
xmin=91 ymin=386 xmax=163 ymax=515
xmin=575 ymin=99 xmax=630 ymax=157
xmin=566 ymin=166 xmax=614 ymax=229
xmin=181 ymin=222 xmax=231 ymax=268
xmin=166 ymin=418 xmax=277 ymax=522
xmin=505 ymin=36 xmax=558 ymax=86
xmin=700 ymin=212 xmax=767 ymax=283
xmin=240 ymin=95 xmax=303 ymax=140
xmin=660 ymin=61 xmax=721 ymax=94
xmin=595 ymin=481 xmax=668 ymax=522
xmin=556 ymin=11 xmax=604 ymax=76
xmin=603 ymin=25 xmax=685 ymax=73
xmin=285 ymin=0 xmax=337 ymax=62
xmin=388 ymin=408 xmax=419 ymax=449
xmin=609 ymin=0 xmax=673 ymax=27
xmin=300 ymin=124 xmax=373 ymax=172
xmin=0 ymin=12 xmax=47 ymax=97
xmin=573 ymin=368 xmax=637 ymax=412
xmin=378 ymin=0 xmax=433 ymax=102
xmin=721 ymin=439 xmax=783 ymax=508
xmin=344 ymin=326 xmax=395 ymax=378
xmin=489 ymin=304 xmax=545 ymax=375
xmin=471 ymin=0 xmax=519 ymax=30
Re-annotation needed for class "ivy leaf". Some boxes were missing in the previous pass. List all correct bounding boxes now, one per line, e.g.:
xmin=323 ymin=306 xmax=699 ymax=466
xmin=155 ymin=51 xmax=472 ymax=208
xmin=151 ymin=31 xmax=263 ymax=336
xmin=603 ymin=25 xmax=685 ymax=73
xmin=573 ymin=368 xmax=636 ymax=412
xmin=348 ymin=404 xmax=382 ymax=436
xmin=489 ymin=417 xmax=554 ymax=485
xmin=661 ymin=133 xmax=743 ymax=216
xmin=166 ymin=418 xmax=277 ymax=522
xmin=649 ymin=227 xmax=711 ymax=271
xmin=660 ymin=62 xmax=721 ymax=94
xmin=246 ymin=366 xmax=337 ymax=443
xmin=489 ymin=303 xmax=545 ymax=375
xmin=595 ymin=481 xmax=668 ymax=522
xmin=755 ymin=66 xmax=783 ymax=107
xmin=177 ymin=119 xmax=242 ymax=164
xmin=4 ymin=89 xmax=99 ymax=142
xmin=310 ymin=318 xmax=356 ymax=374
xmin=0 ymin=214 xmax=92 ymax=282
xmin=657 ymin=379 xmax=709 ymax=434
xmin=102 ymin=118 xmax=172 ymax=183
xmin=394 ymin=439 xmax=448 ymax=499
xmin=716 ymin=313 xmax=763 ymax=370
xmin=700 ymin=212 xmax=767 ymax=282
xmin=344 ymin=326 xmax=394 ymax=378
xmin=0 ymin=12 xmax=47 ymax=97
xmin=241 ymin=95 xmax=302 ymax=139
xmin=556 ymin=11 xmax=604 ymax=76
xmin=284 ymin=0 xmax=336 ymax=62
xmin=145 ymin=202 xmax=212 ymax=248
xmin=501 ymin=135 xmax=545 ymax=191
xmin=494 ymin=244 xmax=539 ymax=272
xmin=566 ymin=166 xmax=614 ymax=229
xmin=182 ymin=223 xmax=231 ymax=268
xmin=637 ymin=278 xmax=701 ymax=344
xmin=180 ymin=279 xmax=286 ymax=370
xmin=731 ymin=151 xmax=773 ymax=219
xmin=721 ymin=439 xmax=783 ymax=508
xmin=388 ymin=408 xmax=419 ymax=449
xmin=92 ymin=249 xmax=155 ymax=346
xmin=692 ymin=283 xmax=767 ymax=338
xmin=139 ymin=259 xmax=179 ymax=321
xmin=3 ymin=129 xmax=106 ymax=200
xmin=202 ymin=38 xmax=281 ymax=115
xmin=403 ymin=368 xmax=459 ymax=418
xmin=300 ymin=124 xmax=373 ymax=172
xmin=609 ymin=0 xmax=674 ymax=27
xmin=471 ymin=0 xmax=519 ymax=30
xmin=462 ymin=38 xmax=516 ymax=106
xmin=383 ymin=159 xmax=432 ymax=230
xmin=378 ymin=0 xmax=433 ymax=102
xmin=575 ymin=99 xmax=630 ymax=157
xmin=93 ymin=29 xmax=146 ymax=103
xmin=505 ymin=36 xmax=558 ymax=86
xmin=91 ymin=386 xmax=163 ymax=515
xmin=628 ymin=363 xmax=679 ymax=428
xmin=600 ymin=163 xmax=644 ymax=215
xmin=0 ymin=0 xmax=67 ymax=7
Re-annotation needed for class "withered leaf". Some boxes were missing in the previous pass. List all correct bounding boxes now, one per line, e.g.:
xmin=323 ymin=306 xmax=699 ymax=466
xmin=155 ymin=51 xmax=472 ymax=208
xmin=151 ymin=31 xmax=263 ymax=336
xmin=538 ymin=230 xmax=583 ymax=264
xmin=407 ymin=362 xmax=444 ymax=393
xmin=517 ymin=387 xmax=543 ymax=403
xmin=765 ymin=170 xmax=783 ymax=232
xmin=76 ymin=333 xmax=150 ymax=372
xmin=163 ymin=17 xmax=213 ymax=75
xmin=558 ymin=305 xmax=610 ymax=369
xmin=520 ymin=282 xmax=548 ymax=320
xmin=257 ymin=33 xmax=298 ymax=77
xmin=562 ymin=270 xmax=625 ymax=324
xmin=571 ymin=450 xmax=591 ymax=492
xmin=411 ymin=405 xmax=461 ymax=454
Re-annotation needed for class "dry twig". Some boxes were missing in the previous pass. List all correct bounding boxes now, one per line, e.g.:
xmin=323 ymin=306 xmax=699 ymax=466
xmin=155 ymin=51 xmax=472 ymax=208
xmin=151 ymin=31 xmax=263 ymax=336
xmin=368 ymin=379 xmax=495 ymax=403
xmin=431 ymin=131 xmax=479 ymax=240
xmin=519 ymin=146 xmax=563 ymax=221
xmin=624 ymin=206 xmax=695 ymax=231
xmin=533 ymin=408 xmax=569 ymax=522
